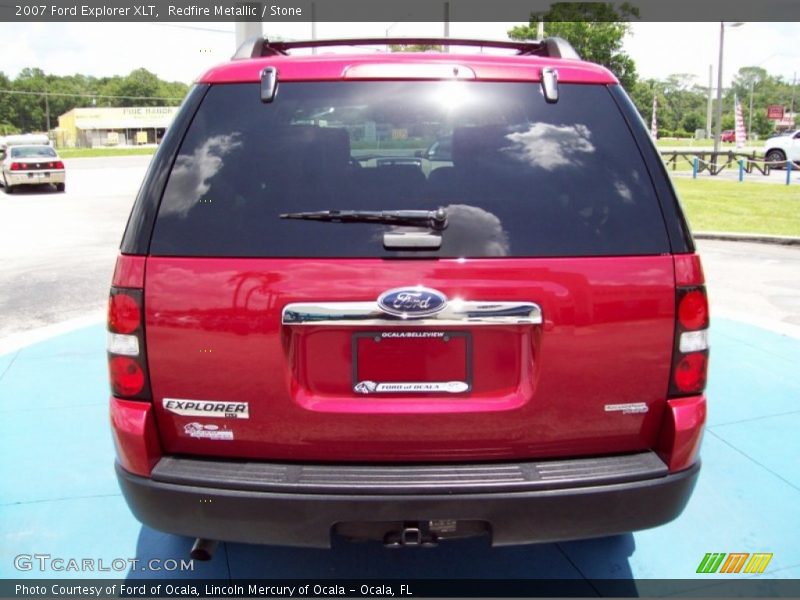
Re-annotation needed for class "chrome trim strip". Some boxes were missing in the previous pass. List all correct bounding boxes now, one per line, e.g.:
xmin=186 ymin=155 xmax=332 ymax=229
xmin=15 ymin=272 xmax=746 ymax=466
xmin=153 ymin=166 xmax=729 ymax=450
xmin=282 ymin=301 xmax=542 ymax=326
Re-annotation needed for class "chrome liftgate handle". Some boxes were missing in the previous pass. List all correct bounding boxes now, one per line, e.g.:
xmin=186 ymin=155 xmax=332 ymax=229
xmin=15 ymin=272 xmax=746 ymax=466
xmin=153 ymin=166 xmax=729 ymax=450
xmin=282 ymin=301 xmax=542 ymax=327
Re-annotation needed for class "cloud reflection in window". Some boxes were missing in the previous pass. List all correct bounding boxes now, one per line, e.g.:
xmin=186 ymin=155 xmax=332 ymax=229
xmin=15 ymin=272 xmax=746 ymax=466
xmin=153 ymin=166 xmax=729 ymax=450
xmin=160 ymin=133 xmax=243 ymax=217
xmin=505 ymin=123 xmax=595 ymax=171
xmin=387 ymin=204 xmax=510 ymax=257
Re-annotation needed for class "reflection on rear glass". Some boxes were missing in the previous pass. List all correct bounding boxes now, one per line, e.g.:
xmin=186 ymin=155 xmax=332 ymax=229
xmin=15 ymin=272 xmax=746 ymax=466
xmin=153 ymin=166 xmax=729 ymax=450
xmin=151 ymin=81 xmax=669 ymax=258
xmin=10 ymin=146 xmax=57 ymax=158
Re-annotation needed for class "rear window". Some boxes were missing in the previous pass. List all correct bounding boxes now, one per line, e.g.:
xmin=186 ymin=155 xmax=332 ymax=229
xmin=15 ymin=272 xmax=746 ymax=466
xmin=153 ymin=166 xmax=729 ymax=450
xmin=10 ymin=146 xmax=57 ymax=158
xmin=150 ymin=81 xmax=669 ymax=258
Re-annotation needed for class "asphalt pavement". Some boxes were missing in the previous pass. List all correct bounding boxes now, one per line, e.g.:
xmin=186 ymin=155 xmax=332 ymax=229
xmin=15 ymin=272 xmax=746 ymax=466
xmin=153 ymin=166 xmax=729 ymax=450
xmin=1 ymin=316 xmax=798 ymax=591
xmin=0 ymin=156 xmax=149 ymax=342
xmin=1 ymin=155 xmax=799 ymax=346
xmin=1 ymin=155 xmax=799 ymax=593
xmin=698 ymin=239 xmax=800 ymax=337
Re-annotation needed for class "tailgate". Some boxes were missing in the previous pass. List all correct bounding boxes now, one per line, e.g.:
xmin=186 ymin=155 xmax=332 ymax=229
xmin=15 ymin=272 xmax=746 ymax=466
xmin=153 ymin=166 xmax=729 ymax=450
xmin=145 ymin=256 xmax=675 ymax=462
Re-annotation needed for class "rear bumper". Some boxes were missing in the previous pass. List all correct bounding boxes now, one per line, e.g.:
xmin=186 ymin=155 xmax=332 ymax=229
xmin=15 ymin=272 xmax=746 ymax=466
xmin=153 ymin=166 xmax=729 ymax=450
xmin=116 ymin=456 xmax=700 ymax=548
xmin=5 ymin=170 xmax=65 ymax=186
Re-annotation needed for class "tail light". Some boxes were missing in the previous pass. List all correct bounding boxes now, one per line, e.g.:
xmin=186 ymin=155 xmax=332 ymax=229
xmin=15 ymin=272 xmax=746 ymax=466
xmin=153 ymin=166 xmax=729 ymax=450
xmin=9 ymin=162 xmax=21 ymax=171
xmin=107 ymin=287 xmax=151 ymax=400
xmin=669 ymin=255 xmax=709 ymax=396
xmin=54 ymin=160 xmax=65 ymax=169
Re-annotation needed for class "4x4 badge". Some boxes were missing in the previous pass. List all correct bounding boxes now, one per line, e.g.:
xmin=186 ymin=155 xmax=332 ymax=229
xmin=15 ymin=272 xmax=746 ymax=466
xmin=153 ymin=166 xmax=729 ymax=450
xmin=377 ymin=286 xmax=447 ymax=318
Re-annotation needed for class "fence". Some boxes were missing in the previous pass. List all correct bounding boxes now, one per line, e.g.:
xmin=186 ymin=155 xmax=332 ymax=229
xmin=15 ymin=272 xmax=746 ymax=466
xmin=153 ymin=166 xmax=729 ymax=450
xmin=660 ymin=151 xmax=796 ymax=185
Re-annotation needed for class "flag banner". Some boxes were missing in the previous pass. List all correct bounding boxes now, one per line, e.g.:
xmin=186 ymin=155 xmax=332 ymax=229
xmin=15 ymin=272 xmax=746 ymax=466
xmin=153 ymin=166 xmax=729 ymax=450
xmin=734 ymin=94 xmax=747 ymax=148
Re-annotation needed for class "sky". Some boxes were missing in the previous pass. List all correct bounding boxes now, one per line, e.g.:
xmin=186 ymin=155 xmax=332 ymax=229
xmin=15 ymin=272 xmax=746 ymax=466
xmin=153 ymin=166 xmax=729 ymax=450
xmin=0 ymin=21 xmax=797 ymax=88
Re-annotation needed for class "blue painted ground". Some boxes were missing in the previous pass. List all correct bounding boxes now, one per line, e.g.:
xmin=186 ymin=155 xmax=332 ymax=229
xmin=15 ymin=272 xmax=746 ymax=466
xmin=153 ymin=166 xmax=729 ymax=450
xmin=1 ymin=318 xmax=798 ymax=594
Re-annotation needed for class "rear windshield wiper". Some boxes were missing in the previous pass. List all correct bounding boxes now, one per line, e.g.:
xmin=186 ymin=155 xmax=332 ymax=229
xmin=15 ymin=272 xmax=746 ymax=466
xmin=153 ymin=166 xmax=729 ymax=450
xmin=280 ymin=208 xmax=448 ymax=231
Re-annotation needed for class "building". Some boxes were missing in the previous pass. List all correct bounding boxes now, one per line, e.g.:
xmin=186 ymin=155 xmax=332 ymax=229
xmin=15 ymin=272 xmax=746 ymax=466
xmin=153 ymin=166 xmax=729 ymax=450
xmin=55 ymin=106 xmax=179 ymax=148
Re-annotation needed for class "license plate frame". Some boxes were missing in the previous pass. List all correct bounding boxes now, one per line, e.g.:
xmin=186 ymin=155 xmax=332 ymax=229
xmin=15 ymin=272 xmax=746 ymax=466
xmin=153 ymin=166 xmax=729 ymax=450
xmin=351 ymin=331 xmax=472 ymax=395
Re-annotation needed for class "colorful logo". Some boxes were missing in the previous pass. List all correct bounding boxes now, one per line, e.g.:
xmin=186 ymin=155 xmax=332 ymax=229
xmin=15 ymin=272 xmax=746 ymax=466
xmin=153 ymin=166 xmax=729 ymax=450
xmin=696 ymin=552 xmax=773 ymax=574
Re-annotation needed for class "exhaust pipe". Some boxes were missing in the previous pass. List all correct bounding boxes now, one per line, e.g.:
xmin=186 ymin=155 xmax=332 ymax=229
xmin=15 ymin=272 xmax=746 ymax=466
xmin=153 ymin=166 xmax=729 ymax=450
xmin=190 ymin=538 xmax=218 ymax=561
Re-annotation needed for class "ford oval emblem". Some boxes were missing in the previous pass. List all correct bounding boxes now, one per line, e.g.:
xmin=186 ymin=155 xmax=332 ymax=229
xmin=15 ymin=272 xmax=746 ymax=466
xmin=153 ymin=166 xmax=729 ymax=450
xmin=377 ymin=286 xmax=448 ymax=318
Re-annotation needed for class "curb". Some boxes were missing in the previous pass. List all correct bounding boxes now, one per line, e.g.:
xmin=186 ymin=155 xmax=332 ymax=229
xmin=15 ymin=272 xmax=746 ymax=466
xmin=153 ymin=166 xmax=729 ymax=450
xmin=694 ymin=231 xmax=800 ymax=246
xmin=0 ymin=313 xmax=103 ymax=357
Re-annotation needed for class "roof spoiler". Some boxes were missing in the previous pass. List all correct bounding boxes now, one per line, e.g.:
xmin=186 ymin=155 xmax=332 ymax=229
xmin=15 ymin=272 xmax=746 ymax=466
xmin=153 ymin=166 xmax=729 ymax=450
xmin=232 ymin=37 xmax=580 ymax=60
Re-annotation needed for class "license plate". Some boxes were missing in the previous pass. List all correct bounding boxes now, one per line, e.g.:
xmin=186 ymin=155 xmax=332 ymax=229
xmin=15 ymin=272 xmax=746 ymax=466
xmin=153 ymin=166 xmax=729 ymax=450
xmin=352 ymin=331 xmax=472 ymax=395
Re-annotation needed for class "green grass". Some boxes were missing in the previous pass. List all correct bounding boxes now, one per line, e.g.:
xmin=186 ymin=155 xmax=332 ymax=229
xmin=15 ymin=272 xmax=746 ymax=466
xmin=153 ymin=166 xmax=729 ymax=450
xmin=58 ymin=147 xmax=157 ymax=159
xmin=662 ymin=157 xmax=694 ymax=172
xmin=54 ymin=144 xmax=797 ymax=236
xmin=673 ymin=178 xmax=800 ymax=236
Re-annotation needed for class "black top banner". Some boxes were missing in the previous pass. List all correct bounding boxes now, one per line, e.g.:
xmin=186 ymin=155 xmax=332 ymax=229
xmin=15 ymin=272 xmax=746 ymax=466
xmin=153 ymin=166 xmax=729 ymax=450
xmin=2 ymin=0 xmax=800 ymax=22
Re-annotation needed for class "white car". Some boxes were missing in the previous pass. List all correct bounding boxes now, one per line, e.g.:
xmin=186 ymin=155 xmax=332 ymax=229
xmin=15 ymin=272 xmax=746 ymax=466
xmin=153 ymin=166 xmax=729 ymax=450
xmin=763 ymin=130 xmax=800 ymax=167
xmin=0 ymin=144 xmax=66 ymax=193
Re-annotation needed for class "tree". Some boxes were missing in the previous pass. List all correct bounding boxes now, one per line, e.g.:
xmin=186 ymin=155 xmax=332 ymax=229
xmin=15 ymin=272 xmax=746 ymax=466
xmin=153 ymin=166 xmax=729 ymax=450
xmin=659 ymin=74 xmax=706 ymax=132
xmin=681 ymin=113 xmax=703 ymax=134
xmin=0 ymin=68 xmax=188 ymax=132
xmin=592 ymin=66 xmax=792 ymax=138
xmin=389 ymin=44 xmax=443 ymax=52
xmin=0 ymin=72 xmax=20 ymax=134
xmin=114 ymin=69 xmax=163 ymax=107
xmin=12 ymin=68 xmax=49 ymax=132
xmin=508 ymin=2 xmax=639 ymax=89
xmin=732 ymin=66 xmax=768 ymax=96
xmin=726 ymin=66 xmax=798 ymax=138
xmin=752 ymin=109 xmax=774 ymax=138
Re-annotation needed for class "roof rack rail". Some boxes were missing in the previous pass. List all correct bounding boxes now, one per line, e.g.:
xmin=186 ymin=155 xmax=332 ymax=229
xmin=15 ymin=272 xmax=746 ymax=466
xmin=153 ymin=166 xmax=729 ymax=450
xmin=233 ymin=37 xmax=580 ymax=60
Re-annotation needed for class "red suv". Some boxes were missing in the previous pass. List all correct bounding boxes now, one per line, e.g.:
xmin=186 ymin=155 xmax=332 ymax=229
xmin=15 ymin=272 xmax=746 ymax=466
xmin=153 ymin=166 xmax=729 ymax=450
xmin=108 ymin=37 xmax=708 ymax=553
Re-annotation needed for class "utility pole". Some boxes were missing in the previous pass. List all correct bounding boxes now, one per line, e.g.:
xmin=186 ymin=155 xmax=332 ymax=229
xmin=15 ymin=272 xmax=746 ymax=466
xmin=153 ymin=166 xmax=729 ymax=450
xmin=713 ymin=22 xmax=725 ymax=158
xmin=234 ymin=13 xmax=262 ymax=49
xmin=748 ymin=80 xmax=754 ymax=140
xmin=712 ymin=22 xmax=743 ymax=164
xmin=706 ymin=65 xmax=713 ymax=139
xmin=792 ymin=71 xmax=797 ymax=114
xmin=44 ymin=89 xmax=50 ymax=133
xmin=311 ymin=2 xmax=317 ymax=54
xmin=443 ymin=1 xmax=449 ymax=48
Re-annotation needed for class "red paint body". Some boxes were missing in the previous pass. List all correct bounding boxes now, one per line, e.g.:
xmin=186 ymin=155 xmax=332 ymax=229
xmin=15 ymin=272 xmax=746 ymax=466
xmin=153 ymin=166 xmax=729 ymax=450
xmin=141 ymin=256 xmax=684 ymax=463
xmin=110 ymin=398 xmax=161 ymax=476
xmin=109 ymin=48 xmax=707 ymax=488
xmin=111 ymin=254 xmax=146 ymax=288
xmin=674 ymin=254 xmax=705 ymax=287
xmin=657 ymin=395 xmax=707 ymax=471
xmin=198 ymin=53 xmax=618 ymax=85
